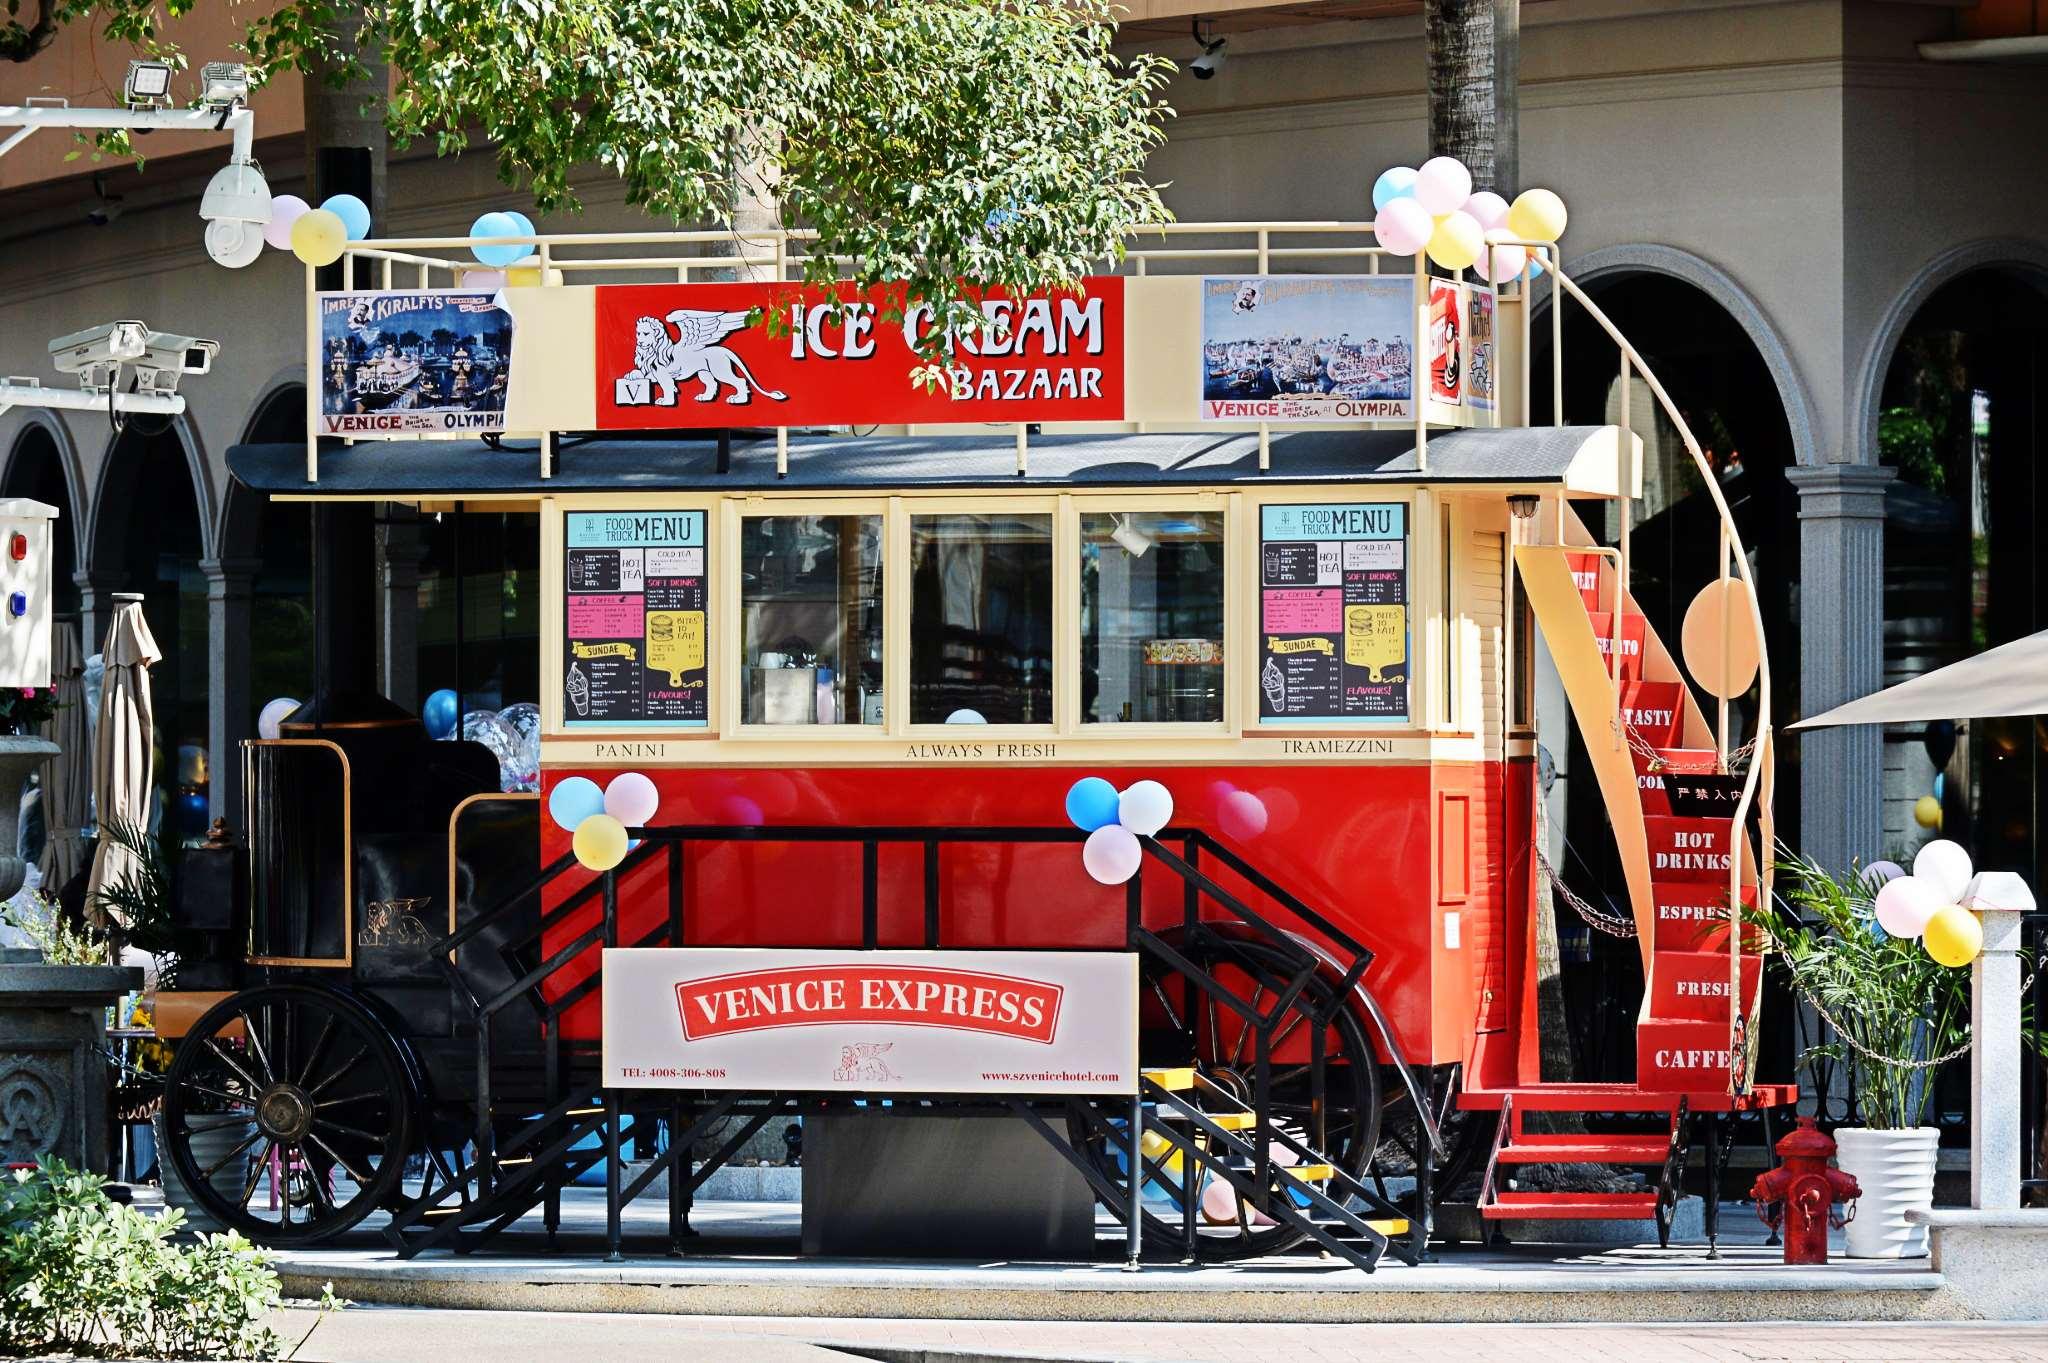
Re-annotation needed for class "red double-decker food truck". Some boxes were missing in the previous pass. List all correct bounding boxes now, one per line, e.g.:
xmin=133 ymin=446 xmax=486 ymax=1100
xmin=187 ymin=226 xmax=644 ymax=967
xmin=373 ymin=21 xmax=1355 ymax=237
xmin=156 ymin=222 xmax=1791 ymax=1266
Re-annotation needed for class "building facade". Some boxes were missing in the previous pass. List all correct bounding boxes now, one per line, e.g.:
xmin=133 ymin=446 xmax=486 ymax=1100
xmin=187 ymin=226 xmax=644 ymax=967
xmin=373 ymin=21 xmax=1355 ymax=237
xmin=3 ymin=0 xmax=2046 ymax=932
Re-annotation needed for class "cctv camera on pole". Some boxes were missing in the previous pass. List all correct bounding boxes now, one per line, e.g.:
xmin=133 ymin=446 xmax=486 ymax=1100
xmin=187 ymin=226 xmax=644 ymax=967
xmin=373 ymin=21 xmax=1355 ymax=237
xmin=0 ymin=320 xmax=221 ymax=422
xmin=0 ymin=61 xmax=272 ymax=268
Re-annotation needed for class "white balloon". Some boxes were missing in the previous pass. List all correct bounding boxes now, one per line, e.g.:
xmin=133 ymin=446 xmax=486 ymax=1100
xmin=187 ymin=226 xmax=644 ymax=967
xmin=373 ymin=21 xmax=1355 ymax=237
xmin=1413 ymin=156 xmax=1474 ymax=216
xmin=1464 ymin=189 xmax=1511 ymax=231
xmin=1082 ymin=824 xmax=1143 ymax=885
xmin=1912 ymin=839 xmax=1974 ymax=903
xmin=1858 ymin=860 xmax=1905 ymax=891
xmin=1874 ymin=874 xmax=1943 ymax=939
xmin=257 ymin=696 xmax=300 ymax=741
xmin=1117 ymin=780 xmax=1174 ymax=837
xmin=944 ymin=709 xmax=987 ymax=725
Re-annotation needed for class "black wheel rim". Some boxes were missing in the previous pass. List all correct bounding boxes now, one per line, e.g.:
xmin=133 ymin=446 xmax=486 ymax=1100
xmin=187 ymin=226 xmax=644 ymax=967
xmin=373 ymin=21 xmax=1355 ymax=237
xmin=162 ymin=984 xmax=414 ymax=1245
xmin=1070 ymin=935 xmax=1382 ymax=1261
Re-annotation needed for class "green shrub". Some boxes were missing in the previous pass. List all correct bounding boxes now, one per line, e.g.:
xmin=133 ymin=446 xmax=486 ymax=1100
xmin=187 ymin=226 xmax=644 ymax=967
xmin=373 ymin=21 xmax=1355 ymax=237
xmin=0 ymin=1157 xmax=335 ymax=1360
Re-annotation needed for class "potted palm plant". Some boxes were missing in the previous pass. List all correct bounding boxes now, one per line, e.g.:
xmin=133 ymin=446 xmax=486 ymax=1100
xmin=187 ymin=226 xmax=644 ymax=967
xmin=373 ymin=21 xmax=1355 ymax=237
xmin=1751 ymin=854 xmax=1993 ymax=1257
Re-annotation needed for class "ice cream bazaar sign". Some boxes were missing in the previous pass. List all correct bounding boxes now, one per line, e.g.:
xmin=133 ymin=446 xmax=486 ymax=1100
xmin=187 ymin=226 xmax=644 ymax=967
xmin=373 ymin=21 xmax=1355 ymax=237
xmin=602 ymin=948 xmax=1138 ymax=1094
xmin=594 ymin=279 xmax=1125 ymax=429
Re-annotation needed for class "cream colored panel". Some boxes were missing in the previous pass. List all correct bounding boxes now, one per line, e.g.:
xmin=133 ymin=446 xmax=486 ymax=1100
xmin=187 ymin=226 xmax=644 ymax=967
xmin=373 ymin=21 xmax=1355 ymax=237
xmin=1122 ymin=276 xmax=1203 ymax=425
xmin=501 ymin=286 xmax=598 ymax=432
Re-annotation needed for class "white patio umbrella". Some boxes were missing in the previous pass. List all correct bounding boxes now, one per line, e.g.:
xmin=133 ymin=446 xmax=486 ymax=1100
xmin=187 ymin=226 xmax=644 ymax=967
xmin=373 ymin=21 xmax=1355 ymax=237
xmin=85 ymin=596 xmax=160 ymax=925
xmin=37 ymin=621 xmax=88 ymax=893
xmin=1791 ymin=628 xmax=2048 ymax=729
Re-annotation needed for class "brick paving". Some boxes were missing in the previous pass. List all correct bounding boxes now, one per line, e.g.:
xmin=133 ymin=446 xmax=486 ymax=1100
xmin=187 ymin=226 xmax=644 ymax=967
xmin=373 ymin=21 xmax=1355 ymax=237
xmin=281 ymin=1306 xmax=2048 ymax=1362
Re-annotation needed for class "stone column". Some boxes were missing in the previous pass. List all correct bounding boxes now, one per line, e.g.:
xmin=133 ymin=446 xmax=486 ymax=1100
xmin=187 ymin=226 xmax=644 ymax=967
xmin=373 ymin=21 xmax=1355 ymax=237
xmin=73 ymin=571 xmax=126 ymax=657
xmin=1969 ymin=899 xmax=2027 ymax=1209
xmin=375 ymin=507 xmax=424 ymax=712
xmin=1785 ymin=464 xmax=1894 ymax=875
xmin=201 ymin=557 xmax=260 ymax=825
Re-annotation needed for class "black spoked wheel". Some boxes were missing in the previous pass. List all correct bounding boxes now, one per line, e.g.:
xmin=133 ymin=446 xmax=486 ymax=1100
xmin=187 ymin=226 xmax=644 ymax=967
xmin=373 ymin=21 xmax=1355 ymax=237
xmin=1366 ymin=1065 xmax=1489 ymax=1215
xmin=161 ymin=984 xmax=416 ymax=1245
xmin=1071 ymin=936 xmax=1382 ymax=1261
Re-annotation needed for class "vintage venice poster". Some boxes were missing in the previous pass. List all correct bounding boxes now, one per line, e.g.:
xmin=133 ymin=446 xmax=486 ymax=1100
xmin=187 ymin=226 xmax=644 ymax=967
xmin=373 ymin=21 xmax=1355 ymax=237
xmin=1198 ymin=275 xmax=1414 ymax=422
xmin=316 ymin=290 xmax=511 ymax=435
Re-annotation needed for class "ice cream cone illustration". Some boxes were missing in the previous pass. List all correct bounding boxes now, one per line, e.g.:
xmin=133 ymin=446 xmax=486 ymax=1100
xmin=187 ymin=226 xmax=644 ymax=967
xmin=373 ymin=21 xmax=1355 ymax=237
xmin=1261 ymin=655 xmax=1287 ymax=711
xmin=566 ymin=659 xmax=590 ymax=717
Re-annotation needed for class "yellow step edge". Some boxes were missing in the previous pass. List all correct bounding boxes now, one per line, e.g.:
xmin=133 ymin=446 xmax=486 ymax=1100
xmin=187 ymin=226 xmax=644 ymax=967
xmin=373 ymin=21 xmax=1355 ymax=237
xmin=1285 ymin=1163 xmax=1335 ymax=1181
xmin=1141 ymin=1067 xmax=1196 ymax=1091
xmin=1365 ymin=1217 xmax=1410 ymax=1236
xmin=1207 ymin=1112 xmax=1258 ymax=1130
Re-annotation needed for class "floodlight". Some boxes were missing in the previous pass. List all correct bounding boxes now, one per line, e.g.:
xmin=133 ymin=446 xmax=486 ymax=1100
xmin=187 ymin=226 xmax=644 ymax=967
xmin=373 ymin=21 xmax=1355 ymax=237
xmin=124 ymin=60 xmax=174 ymax=108
xmin=1111 ymin=514 xmax=1155 ymax=558
xmin=198 ymin=62 xmax=249 ymax=109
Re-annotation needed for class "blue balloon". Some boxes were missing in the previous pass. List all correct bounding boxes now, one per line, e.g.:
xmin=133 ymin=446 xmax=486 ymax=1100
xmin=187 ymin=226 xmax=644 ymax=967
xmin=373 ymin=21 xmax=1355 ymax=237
xmin=423 ymin=688 xmax=460 ymax=739
xmin=321 ymin=193 xmax=371 ymax=242
xmin=1526 ymin=255 xmax=1545 ymax=279
xmin=1934 ymin=772 xmax=1945 ymax=801
xmin=548 ymin=776 xmax=605 ymax=833
xmin=1065 ymin=776 xmax=1122 ymax=833
xmin=470 ymin=211 xmax=526 ymax=267
xmin=175 ymin=787 xmax=211 ymax=837
xmin=501 ymin=210 xmax=538 ymax=263
xmin=1371 ymin=166 xmax=1417 ymax=212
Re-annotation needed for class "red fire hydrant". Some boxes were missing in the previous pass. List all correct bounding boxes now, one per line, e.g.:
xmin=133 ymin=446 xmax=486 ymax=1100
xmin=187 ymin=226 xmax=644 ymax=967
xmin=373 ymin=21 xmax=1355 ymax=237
xmin=1750 ymin=1117 xmax=1860 ymax=1264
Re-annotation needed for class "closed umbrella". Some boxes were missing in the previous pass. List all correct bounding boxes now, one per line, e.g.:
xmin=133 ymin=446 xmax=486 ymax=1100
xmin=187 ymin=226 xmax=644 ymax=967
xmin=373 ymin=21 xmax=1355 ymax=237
xmin=1791 ymin=628 xmax=2048 ymax=729
xmin=37 ymin=621 xmax=87 ymax=893
xmin=86 ymin=596 xmax=160 ymax=927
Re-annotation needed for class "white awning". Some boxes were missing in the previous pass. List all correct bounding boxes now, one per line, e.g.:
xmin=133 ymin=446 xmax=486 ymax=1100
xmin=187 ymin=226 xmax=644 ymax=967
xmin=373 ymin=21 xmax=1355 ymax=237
xmin=1791 ymin=628 xmax=2048 ymax=729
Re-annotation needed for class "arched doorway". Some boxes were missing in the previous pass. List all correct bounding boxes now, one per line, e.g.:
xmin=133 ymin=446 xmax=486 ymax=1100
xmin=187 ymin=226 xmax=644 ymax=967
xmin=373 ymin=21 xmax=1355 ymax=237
xmin=232 ymin=386 xmax=317 ymax=731
xmin=1876 ymin=266 xmax=2048 ymax=880
xmin=1532 ymin=267 xmax=1802 ymax=1084
xmin=90 ymin=419 xmax=211 ymax=847
xmin=4 ymin=421 xmax=81 ymax=619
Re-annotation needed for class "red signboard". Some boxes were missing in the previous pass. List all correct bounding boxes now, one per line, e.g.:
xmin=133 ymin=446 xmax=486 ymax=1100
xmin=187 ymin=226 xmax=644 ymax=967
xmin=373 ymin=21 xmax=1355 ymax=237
xmin=594 ymin=278 xmax=1124 ymax=429
xmin=675 ymin=963 xmax=1063 ymax=1044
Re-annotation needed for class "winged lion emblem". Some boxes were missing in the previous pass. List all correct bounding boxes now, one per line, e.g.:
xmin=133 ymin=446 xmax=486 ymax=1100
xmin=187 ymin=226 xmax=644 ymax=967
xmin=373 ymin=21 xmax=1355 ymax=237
xmin=618 ymin=308 xmax=788 ymax=408
xmin=832 ymin=1042 xmax=898 ymax=1084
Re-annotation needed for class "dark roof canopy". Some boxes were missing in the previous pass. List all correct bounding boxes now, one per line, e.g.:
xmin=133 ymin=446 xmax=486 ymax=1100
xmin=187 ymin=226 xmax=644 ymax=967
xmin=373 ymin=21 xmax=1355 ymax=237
xmin=228 ymin=426 xmax=1619 ymax=498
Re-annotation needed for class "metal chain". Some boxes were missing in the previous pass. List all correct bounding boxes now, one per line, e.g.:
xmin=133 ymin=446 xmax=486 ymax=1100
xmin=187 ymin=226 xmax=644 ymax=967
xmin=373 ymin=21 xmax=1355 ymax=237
xmin=1624 ymin=720 xmax=1757 ymax=775
xmin=1782 ymin=966 xmax=2037 ymax=1072
xmin=1533 ymin=842 xmax=1638 ymax=938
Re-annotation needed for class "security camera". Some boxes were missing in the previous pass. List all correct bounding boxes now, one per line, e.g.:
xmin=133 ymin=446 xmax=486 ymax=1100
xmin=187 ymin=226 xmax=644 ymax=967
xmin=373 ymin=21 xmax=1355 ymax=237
xmin=48 ymin=321 xmax=149 ymax=392
xmin=199 ymin=156 xmax=272 ymax=268
xmin=134 ymin=331 xmax=220 ymax=396
xmin=1189 ymin=38 xmax=1226 ymax=79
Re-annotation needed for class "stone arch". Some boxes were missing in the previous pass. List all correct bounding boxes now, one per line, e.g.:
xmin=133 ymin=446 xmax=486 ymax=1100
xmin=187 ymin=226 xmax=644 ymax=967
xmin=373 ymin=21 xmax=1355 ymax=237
xmin=88 ymin=411 xmax=218 ymax=570
xmin=3 ymin=410 xmax=86 ymax=580
xmin=1533 ymin=242 xmax=1825 ymax=471
xmin=1852 ymin=237 xmax=2048 ymax=470
xmin=217 ymin=368 xmax=306 ymax=562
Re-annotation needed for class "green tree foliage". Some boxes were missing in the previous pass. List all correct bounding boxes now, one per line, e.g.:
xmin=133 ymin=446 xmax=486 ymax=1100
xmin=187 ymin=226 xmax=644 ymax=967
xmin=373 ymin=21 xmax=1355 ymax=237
xmin=44 ymin=0 xmax=1173 ymax=349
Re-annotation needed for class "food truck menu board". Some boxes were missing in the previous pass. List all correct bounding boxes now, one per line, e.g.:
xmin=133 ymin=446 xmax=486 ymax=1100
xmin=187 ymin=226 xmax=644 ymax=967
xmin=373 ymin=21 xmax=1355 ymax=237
xmin=1258 ymin=502 xmax=1408 ymax=723
xmin=563 ymin=511 xmax=707 ymax=727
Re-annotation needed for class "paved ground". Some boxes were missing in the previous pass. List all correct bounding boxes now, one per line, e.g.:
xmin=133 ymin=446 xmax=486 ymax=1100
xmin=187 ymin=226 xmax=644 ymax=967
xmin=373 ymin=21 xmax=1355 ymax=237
xmin=275 ymin=1305 xmax=2048 ymax=1363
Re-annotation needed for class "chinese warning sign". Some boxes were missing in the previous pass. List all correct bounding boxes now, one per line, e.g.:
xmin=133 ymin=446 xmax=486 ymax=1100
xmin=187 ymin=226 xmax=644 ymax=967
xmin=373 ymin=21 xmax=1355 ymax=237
xmin=593 ymin=279 xmax=1124 ymax=429
xmin=562 ymin=511 xmax=706 ymax=728
xmin=1258 ymin=502 xmax=1409 ymax=723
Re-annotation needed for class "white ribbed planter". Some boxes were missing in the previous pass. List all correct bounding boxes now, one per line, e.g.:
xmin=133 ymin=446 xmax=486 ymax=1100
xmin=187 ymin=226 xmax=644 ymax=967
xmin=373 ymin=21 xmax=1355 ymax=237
xmin=1835 ymin=1125 xmax=1939 ymax=1259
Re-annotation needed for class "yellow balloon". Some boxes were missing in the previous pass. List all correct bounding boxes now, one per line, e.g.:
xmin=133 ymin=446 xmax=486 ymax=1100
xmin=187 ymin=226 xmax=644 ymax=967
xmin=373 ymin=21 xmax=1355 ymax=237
xmin=1506 ymin=188 xmax=1568 ymax=244
xmin=572 ymin=813 xmax=629 ymax=872
xmin=1913 ymin=795 xmax=1942 ymax=829
xmin=506 ymin=266 xmax=561 ymax=287
xmin=289 ymin=208 xmax=348 ymax=267
xmin=1426 ymin=212 xmax=1484 ymax=271
xmin=1922 ymin=903 xmax=1982 ymax=967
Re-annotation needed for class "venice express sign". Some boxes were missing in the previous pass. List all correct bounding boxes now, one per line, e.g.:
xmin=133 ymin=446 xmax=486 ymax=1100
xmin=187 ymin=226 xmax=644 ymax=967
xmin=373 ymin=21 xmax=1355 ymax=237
xmin=601 ymin=948 xmax=1138 ymax=1094
xmin=593 ymin=279 xmax=1125 ymax=428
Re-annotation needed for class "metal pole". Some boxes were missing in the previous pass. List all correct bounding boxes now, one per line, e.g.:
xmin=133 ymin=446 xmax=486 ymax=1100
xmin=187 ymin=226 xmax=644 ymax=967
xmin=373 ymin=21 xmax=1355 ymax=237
xmin=1126 ymin=1089 xmax=1144 ymax=1270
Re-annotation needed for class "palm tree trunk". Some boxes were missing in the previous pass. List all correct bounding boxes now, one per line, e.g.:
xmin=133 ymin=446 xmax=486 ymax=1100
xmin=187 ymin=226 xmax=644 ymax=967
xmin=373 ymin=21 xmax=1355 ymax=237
xmin=1425 ymin=0 xmax=1495 ymax=186
xmin=1493 ymin=0 xmax=1520 ymax=196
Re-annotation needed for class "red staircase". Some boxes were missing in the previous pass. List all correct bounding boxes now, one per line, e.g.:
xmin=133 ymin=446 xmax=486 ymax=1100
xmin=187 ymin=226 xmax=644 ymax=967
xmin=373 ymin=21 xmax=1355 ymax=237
xmin=1460 ymin=540 xmax=1793 ymax=1245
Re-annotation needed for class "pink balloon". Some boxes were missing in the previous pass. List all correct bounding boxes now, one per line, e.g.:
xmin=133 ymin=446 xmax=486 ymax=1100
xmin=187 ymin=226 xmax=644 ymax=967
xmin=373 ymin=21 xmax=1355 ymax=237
xmin=1874 ymin=874 xmax=1942 ymax=939
xmin=1219 ymin=790 xmax=1269 ymax=842
xmin=1200 ymin=1177 xmax=1238 ymax=1224
xmin=1374 ymin=197 xmax=1433 ymax=257
xmin=263 ymin=194 xmax=309 ymax=251
xmin=603 ymin=771 xmax=659 ymax=827
xmin=459 ymin=269 xmax=507 ymax=290
xmin=1474 ymin=241 xmax=1528 ymax=283
xmin=1465 ymin=190 xmax=1510 ymax=231
xmin=1413 ymin=156 xmax=1474 ymax=215
xmin=1083 ymin=824 xmax=1143 ymax=885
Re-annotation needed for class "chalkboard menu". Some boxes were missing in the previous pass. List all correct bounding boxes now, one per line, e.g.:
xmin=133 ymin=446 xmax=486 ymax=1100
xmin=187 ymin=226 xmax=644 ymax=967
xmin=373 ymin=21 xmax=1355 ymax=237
xmin=1258 ymin=502 xmax=1408 ymax=723
xmin=563 ymin=510 xmax=708 ymax=727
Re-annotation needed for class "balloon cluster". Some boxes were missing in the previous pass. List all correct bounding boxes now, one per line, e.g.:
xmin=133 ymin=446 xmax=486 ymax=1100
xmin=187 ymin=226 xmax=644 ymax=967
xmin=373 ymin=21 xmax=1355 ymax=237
xmin=469 ymin=211 xmax=539 ymax=267
xmin=271 ymin=194 xmax=375 ymax=267
xmin=1370 ymin=156 xmax=1567 ymax=281
xmin=550 ymin=771 xmax=659 ymax=873
xmin=1863 ymin=839 xmax=1984 ymax=967
xmin=1066 ymin=777 xmax=1173 ymax=886
xmin=422 ymin=689 xmax=540 ymax=791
